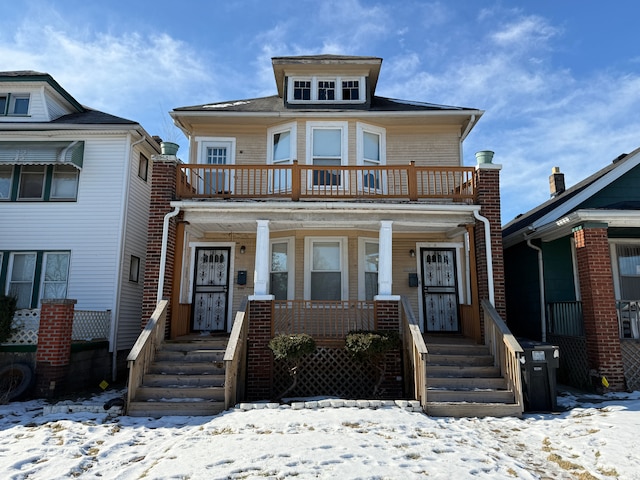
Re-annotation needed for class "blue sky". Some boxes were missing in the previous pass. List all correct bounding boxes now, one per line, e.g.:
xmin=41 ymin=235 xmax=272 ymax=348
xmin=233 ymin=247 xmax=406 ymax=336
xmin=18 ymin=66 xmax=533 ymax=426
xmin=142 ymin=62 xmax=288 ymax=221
xmin=3 ymin=0 xmax=640 ymax=224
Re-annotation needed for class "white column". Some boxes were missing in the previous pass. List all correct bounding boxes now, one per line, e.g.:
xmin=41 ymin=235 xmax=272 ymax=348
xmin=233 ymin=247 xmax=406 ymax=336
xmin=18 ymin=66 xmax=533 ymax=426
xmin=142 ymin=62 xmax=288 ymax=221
xmin=250 ymin=219 xmax=274 ymax=300
xmin=375 ymin=220 xmax=399 ymax=300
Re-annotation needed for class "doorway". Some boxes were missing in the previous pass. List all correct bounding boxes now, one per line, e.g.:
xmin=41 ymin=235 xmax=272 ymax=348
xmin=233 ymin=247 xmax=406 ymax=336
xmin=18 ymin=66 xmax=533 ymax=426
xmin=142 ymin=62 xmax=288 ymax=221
xmin=192 ymin=247 xmax=230 ymax=332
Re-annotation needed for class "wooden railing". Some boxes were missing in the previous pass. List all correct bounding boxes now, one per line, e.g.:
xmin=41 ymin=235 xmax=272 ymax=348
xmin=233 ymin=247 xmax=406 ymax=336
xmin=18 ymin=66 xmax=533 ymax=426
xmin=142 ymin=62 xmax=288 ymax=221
xmin=125 ymin=300 xmax=169 ymax=412
xmin=224 ymin=297 xmax=248 ymax=409
xmin=547 ymin=301 xmax=584 ymax=337
xmin=401 ymin=296 xmax=428 ymax=411
xmin=177 ymin=162 xmax=476 ymax=202
xmin=481 ymin=299 xmax=524 ymax=415
xmin=272 ymin=300 xmax=375 ymax=345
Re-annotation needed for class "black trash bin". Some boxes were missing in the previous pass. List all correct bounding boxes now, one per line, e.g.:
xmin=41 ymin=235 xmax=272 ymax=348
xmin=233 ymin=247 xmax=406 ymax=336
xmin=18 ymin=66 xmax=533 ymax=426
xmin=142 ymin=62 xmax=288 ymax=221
xmin=518 ymin=339 xmax=560 ymax=412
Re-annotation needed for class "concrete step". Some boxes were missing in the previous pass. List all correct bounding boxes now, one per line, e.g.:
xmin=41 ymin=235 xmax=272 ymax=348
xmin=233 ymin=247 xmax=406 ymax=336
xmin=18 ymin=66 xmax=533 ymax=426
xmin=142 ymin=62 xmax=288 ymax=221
xmin=428 ymin=376 xmax=507 ymax=390
xmin=427 ymin=353 xmax=495 ymax=366
xmin=134 ymin=385 xmax=225 ymax=401
xmin=148 ymin=361 xmax=225 ymax=375
xmin=427 ymin=388 xmax=515 ymax=404
xmin=427 ymin=364 xmax=501 ymax=378
xmin=155 ymin=349 xmax=225 ymax=363
xmin=143 ymin=373 xmax=225 ymax=387
xmin=127 ymin=400 xmax=225 ymax=418
xmin=426 ymin=401 xmax=522 ymax=418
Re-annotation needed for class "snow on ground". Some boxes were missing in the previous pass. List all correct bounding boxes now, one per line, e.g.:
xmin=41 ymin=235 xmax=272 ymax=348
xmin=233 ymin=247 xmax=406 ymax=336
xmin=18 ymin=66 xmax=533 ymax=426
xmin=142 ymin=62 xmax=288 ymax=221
xmin=1 ymin=389 xmax=639 ymax=480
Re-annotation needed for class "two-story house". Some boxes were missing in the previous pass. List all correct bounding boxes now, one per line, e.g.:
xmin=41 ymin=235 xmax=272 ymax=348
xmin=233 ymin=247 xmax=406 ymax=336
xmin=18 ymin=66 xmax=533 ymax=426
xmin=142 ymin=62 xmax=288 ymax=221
xmin=128 ymin=55 xmax=522 ymax=418
xmin=0 ymin=71 xmax=160 ymax=390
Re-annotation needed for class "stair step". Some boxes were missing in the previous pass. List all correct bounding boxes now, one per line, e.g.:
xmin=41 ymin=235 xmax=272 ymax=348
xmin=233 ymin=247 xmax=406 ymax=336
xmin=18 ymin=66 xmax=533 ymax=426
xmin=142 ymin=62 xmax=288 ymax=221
xmin=427 ymin=388 xmax=515 ymax=404
xmin=163 ymin=340 xmax=228 ymax=351
xmin=149 ymin=361 xmax=225 ymax=375
xmin=428 ymin=376 xmax=507 ymax=390
xmin=426 ymin=343 xmax=490 ymax=356
xmin=134 ymin=385 xmax=225 ymax=401
xmin=426 ymin=401 xmax=522 ymax=418
xmin=155 ymin=350 xmax=225 ymax=362
xmin=427 ymin=353 xmax=494 ymax=366
xmin=127 ymin=400 xmax=225 ymax=418
xmin=427 ymin=364 xmax=501 ymax=378
xmin=143 ymin=373 xmax=225 ymax=387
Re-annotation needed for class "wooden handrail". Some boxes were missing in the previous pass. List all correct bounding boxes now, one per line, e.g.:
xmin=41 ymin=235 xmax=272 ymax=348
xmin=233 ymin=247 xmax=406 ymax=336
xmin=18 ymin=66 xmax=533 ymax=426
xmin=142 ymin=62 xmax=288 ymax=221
xmin=176 ymin=163 xmax=476 ymax=202
xmin=481 ymin=299 xmax=524 ymax=415
xmin=401 ymin=296 xmax=428 ymax=411
xmin=223 ymin=297 xmax=248 ymax=409
xmin=125 ymin=300 xmax=169 ymax=412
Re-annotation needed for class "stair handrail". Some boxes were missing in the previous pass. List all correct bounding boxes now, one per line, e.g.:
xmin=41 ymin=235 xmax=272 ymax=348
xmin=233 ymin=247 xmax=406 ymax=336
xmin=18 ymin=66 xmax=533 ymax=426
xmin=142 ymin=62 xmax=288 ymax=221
xmin=481 ymin=299 xmax=524 ymax=415
xmin=400 ymin=296 xmax=429 ymax=411
xmin=224 ymin=296 xmax=249 ymax=409
xmin=125 ymin=300 xmax=169 ymax=413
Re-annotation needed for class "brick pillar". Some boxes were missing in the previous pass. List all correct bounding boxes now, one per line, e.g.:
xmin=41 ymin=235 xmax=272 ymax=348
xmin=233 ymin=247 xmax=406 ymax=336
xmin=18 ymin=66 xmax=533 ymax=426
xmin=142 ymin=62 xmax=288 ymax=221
xmin=475 ymin=164 xmax=506 ymax=324
xmin=246 ymin=300 xmax=273 ymax=400
xmin=572 ymin=224 xmax=625 ymax=391
xmin=142 ymin=155 xmax=180 ymax=327
xmin=35 ymin=299 xmax=76 ymax=398
xmin=375 ymin=300 xmax=402 ymax=398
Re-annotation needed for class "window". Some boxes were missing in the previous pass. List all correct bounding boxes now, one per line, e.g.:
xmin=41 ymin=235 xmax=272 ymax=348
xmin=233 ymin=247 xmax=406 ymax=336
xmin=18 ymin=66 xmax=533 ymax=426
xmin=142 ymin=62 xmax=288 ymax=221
xmin=305 ymin=237 xmax=348 ymax=300
xmin=18 ymin=165 xmax=45 ymax=200
xmin=359 ymin=239 xmax=379 ymax=300
xmin=306 ymin=122 xmax=348 ymax=188
xmin=51 ymin=165 xmax=79 ymax=200
xmin=138 ymin=153 xmax=149 ymax=181
xmin=270 ymin=239 xmax=294 ymax=300
xmin=288 ymin=77 xmax=365 ymax=103
xmin=616 ymin=244 xmax=640 ymax=299
xmin=129 ymin=256 xmax=140 ymax=283
xmin=0 ymin=93 xmax=30 ymax=115
xmin=8 ymin=253 xmax=36 ymax=309
xmin=267 ymin=123 xmax=296 ymax=192
xmin=357 ymin=123 xmax=386 ymax=192
xmin=0 ymin=165 xmax=12 ymax=200
xmin=41 ymin=253 xmax=70 ymax=300
xmin=196 ymin=137 xmax=236 ymax=194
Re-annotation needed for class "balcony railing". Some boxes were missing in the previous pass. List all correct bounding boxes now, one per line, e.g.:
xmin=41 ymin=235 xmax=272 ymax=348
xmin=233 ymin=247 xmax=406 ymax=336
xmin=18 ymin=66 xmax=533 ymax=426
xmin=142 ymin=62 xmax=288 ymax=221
xmin=177 ymin=162 xmax=476 ymax=202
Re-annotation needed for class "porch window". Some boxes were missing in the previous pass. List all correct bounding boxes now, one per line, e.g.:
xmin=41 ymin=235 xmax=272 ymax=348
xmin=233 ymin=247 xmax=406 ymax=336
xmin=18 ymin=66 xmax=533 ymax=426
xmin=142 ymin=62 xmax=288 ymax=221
xmin=7 ymin=253 xmax=36 ymax=309
xmin=196 ymin=137 xmax=235 ymax=194
xmin=50 ymin=165 xmax=79 ymax=200
xmin=307 ymin=122 xmax=347 ymax=188
xmin=356 ymin=123 xmax=386 ymax=192
xmin=18 ymin=165 xmax=45 ymax=200
xmin=359 ymin=239 xmax=379 ymax=300
xmin=267 ymin=123 xmax=296 ymax=192
xmin=270 ymin=239 xmax=294 ymax=300
xmin=616 ymin=244 xmax=640 ymax=299
xmin=305 ymin=237 xmax=347 ymax=301
xmin=41 ymin=252 xmax=70 ymax=300
xmin=0 ymin=165 xmax=12 ymax=200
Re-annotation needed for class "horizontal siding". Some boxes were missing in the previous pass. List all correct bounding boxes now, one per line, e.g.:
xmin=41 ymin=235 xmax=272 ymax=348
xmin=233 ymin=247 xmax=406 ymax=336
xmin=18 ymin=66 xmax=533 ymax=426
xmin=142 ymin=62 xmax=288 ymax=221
xmin=0 ymin=84 xmax=47 ymax=122
xmin=43 ymin=91 xmax=69 ymax=120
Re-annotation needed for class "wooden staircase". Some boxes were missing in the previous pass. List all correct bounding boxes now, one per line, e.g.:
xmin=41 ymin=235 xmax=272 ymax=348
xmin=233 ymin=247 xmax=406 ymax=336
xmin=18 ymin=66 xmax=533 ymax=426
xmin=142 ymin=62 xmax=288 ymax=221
xmin=127 ymin=336 xmax=228 ymax=417
xmin=425 ymin=337 xmax=522 ymax=417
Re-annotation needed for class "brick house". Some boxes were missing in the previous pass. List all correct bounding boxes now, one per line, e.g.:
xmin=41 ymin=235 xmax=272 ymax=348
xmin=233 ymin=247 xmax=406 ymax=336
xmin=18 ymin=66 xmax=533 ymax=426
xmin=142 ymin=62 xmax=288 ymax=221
xmin=128 ymin=55 xmax=522 ymax=417
xmin=503 ymin=148 xmax=640 ymax=392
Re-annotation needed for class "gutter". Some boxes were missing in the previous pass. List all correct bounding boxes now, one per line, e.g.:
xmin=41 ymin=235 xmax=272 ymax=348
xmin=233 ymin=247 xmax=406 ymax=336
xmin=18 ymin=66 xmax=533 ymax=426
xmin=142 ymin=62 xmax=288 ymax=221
xmin=158 ymin=206 xmax=182 ymax=303
xmin=473 ymin=210 xmax=495 ymax=305
xmin=526 ymin=237 xmax=547 ymax=342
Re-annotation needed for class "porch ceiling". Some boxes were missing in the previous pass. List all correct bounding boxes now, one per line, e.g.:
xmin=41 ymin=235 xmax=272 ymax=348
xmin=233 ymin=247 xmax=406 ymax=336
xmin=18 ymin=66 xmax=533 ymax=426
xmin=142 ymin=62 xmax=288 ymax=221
xmin=174 ymin=201 xmax=480 ymax=235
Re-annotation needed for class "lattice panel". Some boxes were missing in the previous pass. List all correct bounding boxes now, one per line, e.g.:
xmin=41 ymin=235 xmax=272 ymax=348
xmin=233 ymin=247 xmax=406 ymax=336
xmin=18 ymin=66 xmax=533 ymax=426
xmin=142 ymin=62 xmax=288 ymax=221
xmin=621 ymin=340 xmax=640 ymax=391
xmin=3 ymin=309 xmax=40 ymax=345
xmin=273 ymin=347 xmax=380 ymax=399
xmin=72 ymin=310 xmax=111 ymax=341
xmin=547 ymin=334 xmax=590 ymax=389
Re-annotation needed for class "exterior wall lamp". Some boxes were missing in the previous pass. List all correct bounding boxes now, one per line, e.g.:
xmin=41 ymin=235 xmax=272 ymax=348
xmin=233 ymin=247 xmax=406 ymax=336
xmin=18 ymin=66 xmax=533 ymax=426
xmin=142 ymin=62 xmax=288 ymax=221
xmin=410 ymin=249 xmax=416 ymax=258
xmin=240 ymin=245 xmax=246 ymax=254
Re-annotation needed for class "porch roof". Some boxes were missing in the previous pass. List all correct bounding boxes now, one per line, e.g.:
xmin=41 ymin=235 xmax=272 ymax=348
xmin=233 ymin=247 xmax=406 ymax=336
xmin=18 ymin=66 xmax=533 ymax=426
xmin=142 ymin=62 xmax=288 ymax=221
xmin=170 ymin=200 xmax=481 ymax=236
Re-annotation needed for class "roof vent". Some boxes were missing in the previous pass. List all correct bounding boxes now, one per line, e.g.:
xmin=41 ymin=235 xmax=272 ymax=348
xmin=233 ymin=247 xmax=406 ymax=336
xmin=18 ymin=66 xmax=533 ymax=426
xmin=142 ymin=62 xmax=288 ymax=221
xmin=549 ymin=166 xmax=565 ymax=197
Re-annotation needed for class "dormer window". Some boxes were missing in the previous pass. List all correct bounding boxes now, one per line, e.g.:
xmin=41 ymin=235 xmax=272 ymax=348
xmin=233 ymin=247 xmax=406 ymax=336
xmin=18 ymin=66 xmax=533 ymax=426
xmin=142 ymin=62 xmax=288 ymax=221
xmin=287 ymin=76 xmax=365 ymax=104
xmin=0 ymin=93 xmax=30 ymax=115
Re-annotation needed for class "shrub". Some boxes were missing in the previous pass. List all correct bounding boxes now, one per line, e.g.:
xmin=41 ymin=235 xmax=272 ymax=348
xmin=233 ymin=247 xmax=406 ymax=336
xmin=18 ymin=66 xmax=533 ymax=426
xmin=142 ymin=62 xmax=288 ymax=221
xmin=345 ymin=330 xmax=400 ymax=361
xmin=0 ymin=295 xmax=17 ymax=343
xmin=269 ymin=333 xmax=316 ymax=361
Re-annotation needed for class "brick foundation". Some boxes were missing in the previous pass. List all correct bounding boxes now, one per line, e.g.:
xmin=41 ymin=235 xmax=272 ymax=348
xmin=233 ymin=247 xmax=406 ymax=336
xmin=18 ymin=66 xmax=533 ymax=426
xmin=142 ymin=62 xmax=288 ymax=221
xmin=573 ymin=224 xmax=625 ymax=391
xmin=375 ymin=300 xmax=403 ymax=397
xmin=246 ymin=300 xmax=274 ymax=400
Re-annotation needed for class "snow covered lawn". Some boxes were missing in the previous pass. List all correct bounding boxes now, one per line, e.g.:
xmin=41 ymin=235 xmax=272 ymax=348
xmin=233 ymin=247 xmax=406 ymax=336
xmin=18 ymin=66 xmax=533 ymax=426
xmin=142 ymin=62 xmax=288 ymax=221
xmin=1 ymin=389 xmax=639 ymax=479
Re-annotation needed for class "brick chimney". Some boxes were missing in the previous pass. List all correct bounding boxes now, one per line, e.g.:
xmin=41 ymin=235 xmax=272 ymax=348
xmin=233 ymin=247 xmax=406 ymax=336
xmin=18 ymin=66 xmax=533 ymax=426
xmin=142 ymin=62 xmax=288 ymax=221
xmin=549 ymin=167 xmax=565 ymax=197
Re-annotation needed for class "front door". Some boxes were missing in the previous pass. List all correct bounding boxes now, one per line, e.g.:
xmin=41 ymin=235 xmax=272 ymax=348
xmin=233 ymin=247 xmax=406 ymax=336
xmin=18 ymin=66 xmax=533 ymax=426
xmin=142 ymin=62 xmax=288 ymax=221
xmin=421 ymin=248 xmax=460 ymax=332
xmin=192 ymin=247 xmax=230 ymax=332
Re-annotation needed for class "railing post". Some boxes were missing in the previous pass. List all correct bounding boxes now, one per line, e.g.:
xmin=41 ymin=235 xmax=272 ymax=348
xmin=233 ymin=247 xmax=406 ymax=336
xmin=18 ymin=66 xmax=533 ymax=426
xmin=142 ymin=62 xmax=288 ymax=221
xmin=291 ymin=160 xmax=300 ymax=201
xmin=408 ymin=161 xmax=418 ymax=201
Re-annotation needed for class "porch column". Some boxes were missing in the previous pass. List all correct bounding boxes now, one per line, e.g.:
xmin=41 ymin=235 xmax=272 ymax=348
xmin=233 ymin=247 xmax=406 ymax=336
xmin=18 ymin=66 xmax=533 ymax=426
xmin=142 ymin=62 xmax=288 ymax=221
xmin=376 ymin=220 xmax=399 ymax=300
xmin=572 ymin=223 xmax=625 ymax=391
xmin=251 ymin=219 xmax=273 ymax=299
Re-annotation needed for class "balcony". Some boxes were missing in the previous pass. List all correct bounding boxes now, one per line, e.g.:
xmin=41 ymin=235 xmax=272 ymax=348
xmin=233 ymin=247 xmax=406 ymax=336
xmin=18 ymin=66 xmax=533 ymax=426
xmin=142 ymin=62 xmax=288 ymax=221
xmin=177 ymin=162 xmax=476 ymax=202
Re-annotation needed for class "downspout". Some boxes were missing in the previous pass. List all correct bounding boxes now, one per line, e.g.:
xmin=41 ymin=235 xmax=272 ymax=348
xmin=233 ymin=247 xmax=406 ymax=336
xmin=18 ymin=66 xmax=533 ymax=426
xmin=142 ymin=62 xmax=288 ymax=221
xmin=473 ymin=210 xmax=494 ymax=305
xmin=526 ymin=238 xmax=547 ymax=342
xmin=158 ymin=206 xmax=181 ymax=303
xmin=112 ymin=134 xmax=146 ymax=381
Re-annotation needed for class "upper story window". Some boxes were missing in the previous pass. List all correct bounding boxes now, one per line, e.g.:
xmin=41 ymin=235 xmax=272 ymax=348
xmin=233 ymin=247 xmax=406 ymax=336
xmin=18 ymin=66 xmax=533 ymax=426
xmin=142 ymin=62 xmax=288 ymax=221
xmin=138 ymin=153 xmax=149 ymax=181
xmin=287 ymin=76 xmax=365 ymax=104
xmin=0 ymin=93 xmax=30 ymax=115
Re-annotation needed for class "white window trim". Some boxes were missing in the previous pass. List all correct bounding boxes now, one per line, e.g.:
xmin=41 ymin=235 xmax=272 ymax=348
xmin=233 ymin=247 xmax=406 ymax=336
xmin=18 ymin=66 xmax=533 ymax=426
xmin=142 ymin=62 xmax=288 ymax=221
xmin=270 ymin=237 xmax=295 ymax=300
xmin=17 ymin=165 xmax=46 ymax=200
xmin=6 ymin=252 xmax=37 ymax=308
xmin=194 ymin=136 xmax=236 ymax=165
xmin=306 ymin=121 xmax=349 ymax=191
xmin=356 ymin=122 xmax=386 ymax=166
xmin=608 ymin=238 xmax=640 ymax=300
xmin=288 ymin=76 xmax=365 ymax=104
xmin=39 ymin=251 xmax=70 ymax=301
xmin=304 ymin=236 xmax=349 ymax=301
xmin=358 ymin=237 xmax=379 ymax=300
xmin=267 ymin=122 xmax=297 ymax=165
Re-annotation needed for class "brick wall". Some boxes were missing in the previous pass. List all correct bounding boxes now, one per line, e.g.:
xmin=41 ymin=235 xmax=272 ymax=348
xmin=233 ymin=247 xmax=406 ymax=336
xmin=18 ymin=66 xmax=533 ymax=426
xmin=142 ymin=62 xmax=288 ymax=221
xmin=375 ymin=300 xmax=403 ymax=397
xmin=35 ymin=299 xmax=76 ymax=397
xmin=142 ymin=156 xmax=180 ymax=327
xmin=573 ymin=224 xmax=625 ymax=391
xmin=246 ymin=300 xmax=274 ymax=400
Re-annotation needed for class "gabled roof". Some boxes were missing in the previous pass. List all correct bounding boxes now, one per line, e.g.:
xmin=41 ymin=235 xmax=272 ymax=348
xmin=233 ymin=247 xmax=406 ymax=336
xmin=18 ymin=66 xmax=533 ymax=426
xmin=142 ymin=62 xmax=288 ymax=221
xmin=502 ymin=146 xmax=640 ymax=245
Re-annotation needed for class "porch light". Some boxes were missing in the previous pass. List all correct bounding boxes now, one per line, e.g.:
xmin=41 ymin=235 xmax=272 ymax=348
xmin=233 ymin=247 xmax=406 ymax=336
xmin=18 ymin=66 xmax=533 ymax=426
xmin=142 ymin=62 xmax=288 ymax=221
xmin=240 ymin=245 xmax=246 ymax=254
xmin=409 ymin=249 xmax=416 ymax=258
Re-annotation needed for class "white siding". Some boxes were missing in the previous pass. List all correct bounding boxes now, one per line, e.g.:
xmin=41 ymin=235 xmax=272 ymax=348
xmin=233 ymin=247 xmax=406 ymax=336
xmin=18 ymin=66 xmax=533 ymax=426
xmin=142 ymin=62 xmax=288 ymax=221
xmin=43 ymin=91 xmax=69 ymax=120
